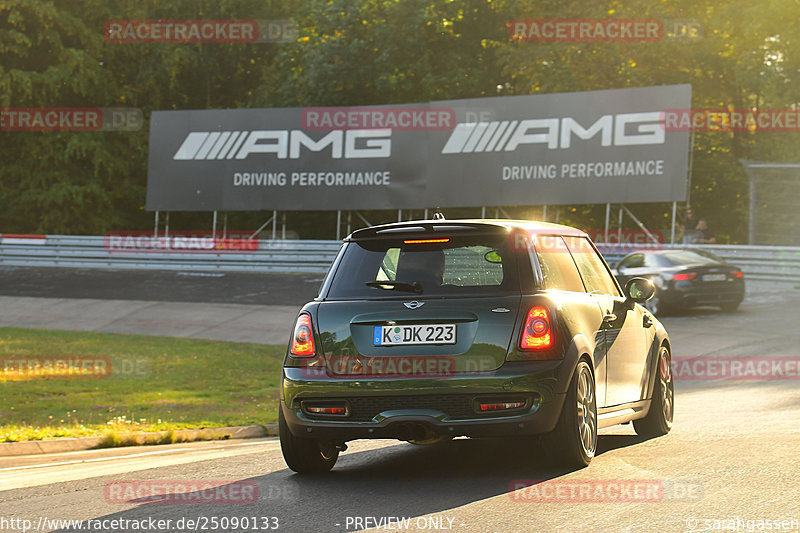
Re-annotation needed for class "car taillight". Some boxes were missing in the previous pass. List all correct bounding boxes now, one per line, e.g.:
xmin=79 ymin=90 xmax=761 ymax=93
xmin=305 ymin=405 xmax=347 ymax=415
xmin=673 ymin=272 xmax=697 ymax=280
xmin=479 ymin=401 xmax=526 ymax=411
xmin=403 ymin=238 xmax=450 ymax=244
xmin=302 ymin=401 xmax=349 ymax=416
xmin=730 ymin=270 xmax=743 ymax=278
xmin=290 ymin=314 xmax=315 ymax=356
xmin=520 ymin=306 xmax=553 ymax=351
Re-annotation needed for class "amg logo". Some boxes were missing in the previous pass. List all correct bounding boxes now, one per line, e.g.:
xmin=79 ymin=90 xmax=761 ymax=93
xmin=173 ymin=129 xmax=392 ymax=160
xmin=441 ymin=112 xmax=664 ymax=153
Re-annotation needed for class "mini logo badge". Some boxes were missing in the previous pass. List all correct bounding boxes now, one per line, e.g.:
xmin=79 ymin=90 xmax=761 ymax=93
xmin=404 ymin=301 xmax=425 ymax=310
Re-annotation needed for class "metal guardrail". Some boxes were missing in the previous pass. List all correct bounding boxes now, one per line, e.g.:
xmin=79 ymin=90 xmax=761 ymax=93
xmin=0 ymin=235 xmax=341 ymax=273
xmin=1 ymin=234 xmax=799 ymax=283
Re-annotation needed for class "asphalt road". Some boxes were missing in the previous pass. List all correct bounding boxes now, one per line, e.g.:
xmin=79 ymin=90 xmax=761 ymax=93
xmin=0 ymin=274 xmax=799 ymax=532
xmin=0 ymin=266 xmax=322 ymax=306
xmin=0 ymin=266 xmax=324 ymax=343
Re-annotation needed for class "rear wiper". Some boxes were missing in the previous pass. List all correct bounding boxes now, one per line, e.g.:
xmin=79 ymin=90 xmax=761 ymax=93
xmin=365 ymin=280 xmax=423 ymax=293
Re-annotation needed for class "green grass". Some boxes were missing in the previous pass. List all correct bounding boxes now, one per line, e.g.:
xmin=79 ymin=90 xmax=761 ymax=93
xmin=0 ymin=328 xmax=285 ymax=442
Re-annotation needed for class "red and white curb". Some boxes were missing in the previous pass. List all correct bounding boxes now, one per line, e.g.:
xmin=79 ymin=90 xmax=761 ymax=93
xmin=0 ymin=234 xmax=47 ymax=245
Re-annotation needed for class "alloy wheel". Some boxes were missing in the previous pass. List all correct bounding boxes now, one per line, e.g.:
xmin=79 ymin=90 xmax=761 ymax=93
xmin=576 ymin=364 xmax=598 ymax=458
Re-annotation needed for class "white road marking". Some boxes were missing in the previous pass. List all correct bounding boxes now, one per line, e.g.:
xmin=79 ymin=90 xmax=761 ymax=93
xmin=0 ymin=441 xmax=280 ymax=492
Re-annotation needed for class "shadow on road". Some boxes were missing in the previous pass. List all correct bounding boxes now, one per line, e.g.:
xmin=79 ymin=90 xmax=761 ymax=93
xmin=56 ymin=434 xmax=651 ymax=532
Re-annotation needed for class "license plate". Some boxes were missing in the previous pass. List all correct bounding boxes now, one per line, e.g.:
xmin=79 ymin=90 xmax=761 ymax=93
xmin=374 ymin=324 xmax=456 ymax=346
xmin=703 ymin=274 xmax=727 ymax=282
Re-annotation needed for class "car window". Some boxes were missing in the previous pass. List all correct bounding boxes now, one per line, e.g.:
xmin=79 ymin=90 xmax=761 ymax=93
xmin=661 ymin=250 xmax=722 ymax=266
xmin=643 ymin=254 xmax=664 ymax=268
xmin=564 ymin=236 xmax=621 ymax=297
xmin=618 ymin=254 xmax=645 ymax=269
xmin=327 ymin=235 xmax=519 ymax=299
xmin=376 ymin=247 xmax=400 ymax=281
xmin=534 ymin=235 xmax=586 ymax=292
xmin=442 ymin=246 xmax=505 ymax=286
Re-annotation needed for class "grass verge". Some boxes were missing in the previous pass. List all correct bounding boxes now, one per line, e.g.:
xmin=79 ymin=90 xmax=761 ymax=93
xmin=0 ymin=327 xmax=285 ymax=442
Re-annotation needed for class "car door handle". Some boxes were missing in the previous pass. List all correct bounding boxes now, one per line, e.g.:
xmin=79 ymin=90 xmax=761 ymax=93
xmin=643 ymin=315 xmax=653 ymax=328
xmin=603 ymin=313 xmax=616 ymax=323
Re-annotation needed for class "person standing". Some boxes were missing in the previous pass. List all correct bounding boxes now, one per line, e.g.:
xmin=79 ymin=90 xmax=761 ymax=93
xmin=693 ymin=218 xmax=716 ymax=244
xmin=678 ymin=206 xmax=699 ymax=243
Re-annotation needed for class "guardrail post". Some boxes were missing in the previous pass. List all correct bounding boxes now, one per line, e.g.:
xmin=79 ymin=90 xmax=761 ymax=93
xmin=670 ymin=202 xmax=676 ymax=244
xmin=749 ymin=172 xmax=756 ymax=245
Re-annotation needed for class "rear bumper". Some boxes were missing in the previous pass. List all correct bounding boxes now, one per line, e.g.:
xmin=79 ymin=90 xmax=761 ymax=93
xmin=663 ymin=281 xmax=745 ymax=307
xmin=280 ymin=360 xmax=568 ymax=441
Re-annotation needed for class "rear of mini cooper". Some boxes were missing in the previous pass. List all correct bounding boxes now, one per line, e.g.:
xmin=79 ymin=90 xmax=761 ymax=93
xmin=279 ymin=220 xmax=589 ymax=473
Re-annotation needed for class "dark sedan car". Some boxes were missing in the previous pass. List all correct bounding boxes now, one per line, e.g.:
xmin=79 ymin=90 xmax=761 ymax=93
xmin=612 ymin=249 xmax=745 ymax=315
xmin=279 ymin=219 xmax=674 ymax=473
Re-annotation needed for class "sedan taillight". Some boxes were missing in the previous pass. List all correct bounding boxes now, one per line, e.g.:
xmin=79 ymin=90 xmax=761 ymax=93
xmin=730 ymin=270 xmax=744 ymax=278
xmin=290 ymin=314 xmax=315 ymax=357
xmin=520 ymin=306 xmax=554 ymax=351
xmin=673 ymin=272 xmax=697 ymax=280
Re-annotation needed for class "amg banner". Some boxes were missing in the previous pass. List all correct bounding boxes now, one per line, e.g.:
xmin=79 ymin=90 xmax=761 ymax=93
xmin=146 ymin=84 xmax=690 ymax=211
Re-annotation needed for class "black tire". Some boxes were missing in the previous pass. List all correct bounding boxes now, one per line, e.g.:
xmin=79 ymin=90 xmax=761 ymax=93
xmin=720 ymin=301 xmax=741 ymax=312
xmin=634 ymin=345 xmax=674 ymax=438
xmin=547 ymin=360 xmax=597 ymax=468
xmin=278 ymin=407 xmax=339 ymax=474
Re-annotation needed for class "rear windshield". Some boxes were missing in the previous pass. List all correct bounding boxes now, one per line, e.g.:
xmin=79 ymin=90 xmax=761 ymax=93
xmin=660 ymin=250 xmax=722 ymax=266
xmin=326 ymin=235 xmax=520 ymax=299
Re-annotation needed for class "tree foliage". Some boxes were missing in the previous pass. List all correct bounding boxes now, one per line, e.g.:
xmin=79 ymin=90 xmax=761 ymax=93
xmin=2 ymin=0 xmax=799 ymax=241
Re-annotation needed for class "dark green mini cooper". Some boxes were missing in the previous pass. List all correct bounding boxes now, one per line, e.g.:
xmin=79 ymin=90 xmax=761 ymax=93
xmin=279 ymin=219 xmax=674 ymax=472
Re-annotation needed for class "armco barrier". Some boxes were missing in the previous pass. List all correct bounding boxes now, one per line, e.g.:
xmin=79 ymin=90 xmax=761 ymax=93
xmin=0 ymin=234 xmax=341 ymax=273
xmin=1 ymin=234 xmax=799 ymax=282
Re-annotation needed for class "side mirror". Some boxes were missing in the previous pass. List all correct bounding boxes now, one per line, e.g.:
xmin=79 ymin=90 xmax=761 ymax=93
xmin=624 ymin=277 xmax=655 ymax=303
